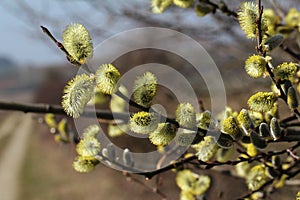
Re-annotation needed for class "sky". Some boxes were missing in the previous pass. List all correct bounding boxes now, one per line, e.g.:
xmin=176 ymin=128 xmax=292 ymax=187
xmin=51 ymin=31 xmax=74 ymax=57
xmin=0 ymin=1 xmax=65 ymax=66
xmin=0 ymin=0 xmax=144 ymax=67
xmin=0 ymin=0 xmax=216 ymax=68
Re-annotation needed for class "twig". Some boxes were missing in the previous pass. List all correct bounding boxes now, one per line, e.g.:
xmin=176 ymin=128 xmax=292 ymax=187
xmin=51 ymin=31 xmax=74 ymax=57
xmin=287 ymin=149 xmax=300 ymax=161
xmin=138 ymin=155 xmax=197 ymax=179
xmin=280 ymin=122 xmax=300 ymax=128
xmin=199 ymin=0 xmax=238 ymax=17
xmin=252 ymin=1 xmax=300 ymax=121
xmin=239 ymin=178 xmax=274 ymax=199
xmin=281 ymin=115 xmax=297 ymax=124
xmin=1 ymin=100 xmax=300 ymax=143
xmin=140 ymin=142 xmax=300 ymax=179
xmin=0 ymin=100 xmax=129 ymax=121
xmin=256 ymin=0 xmax=264 ymax=54
xmin=240 ymin=143 xmax=300 ymax=198
xmin=40 ymin=26 xmax=81 ymax=66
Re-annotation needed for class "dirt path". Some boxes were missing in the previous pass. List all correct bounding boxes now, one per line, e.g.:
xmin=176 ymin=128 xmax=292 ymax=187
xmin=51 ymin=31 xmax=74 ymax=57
xmin=0 ymin=113 xmax=22 ymax=141
xmin=0 ymin=113 xmax=34 ymax=200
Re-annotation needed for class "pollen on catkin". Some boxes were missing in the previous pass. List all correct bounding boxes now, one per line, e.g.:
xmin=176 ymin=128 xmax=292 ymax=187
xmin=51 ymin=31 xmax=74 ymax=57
xmin=176 ymin=102 xmax=196 ymax=128
xmin=62 ymin=23 xmax=93 ymax=64
xmin=149 ymin=123 xmax=178 ymax=146
xmin=246 ymin=165 xmax=269 ymax=191
xmin=173 ymin=0 xmax=194 ymax=8
xmin=274 ymin=62 xmax=298 ymax=80
xmin=82 ymin=124 xmax=100 ymax=138
xmin=62 ymin=74 xmax=95 ymax=118
xmin=132 ymin=72 xmax=157 ymax=108
xmin=237 ymin=109 xmax=254 ymax=135
xmin=73 ymin=156 xmax=98 ymax=173
xmin=129 ymin=111 xmax=158 ymax=134
xmin=151 ymin=0 xmax=172 ymax=13
xmin=192 ymin=136 xmax=218 ymax=162
xmin=222 ymin=116 xmax=243 ymax=140
xmin=76 ymin=137 xmax=101 ymax=157
xmin=176 ymin=169 xmax=211 ymax=197
xmin=197 ymin=110 xmax=213 ymax=130
xmin=245 ymin=55 xmax=267 ymax=78
xmin=95 ymin=64 xmax=121 ymax=95
xmin=247 ymin=92 xmax=277 ymax=112
xmin=238 ymin=2 xmax=267 ymax=39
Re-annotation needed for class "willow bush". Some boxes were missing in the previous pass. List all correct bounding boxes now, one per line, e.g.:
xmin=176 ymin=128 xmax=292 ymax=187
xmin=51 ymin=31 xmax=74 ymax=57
xmin=2 ymin=0 xmax=300 ymax=199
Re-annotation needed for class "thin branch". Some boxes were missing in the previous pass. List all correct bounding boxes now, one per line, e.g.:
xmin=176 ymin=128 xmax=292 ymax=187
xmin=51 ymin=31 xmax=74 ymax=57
xmin=199 ymin=0 xmax=238 ymax=17
xmin=1 ymin=100 xmax=300 ymax=143
xmin=256 ymin=0 xmax=264 ymax=54
xmin=240 ymin=178 xmax=274 ymax=199
xmin=138 ymin=155 xmax=197 ymax=179
xmin=239 ymin=143 xmax=300 ymax=199
xmin=281 ymin=114 xmax=297 ymax=124
xmin=140 ymin=142 xmax=300 ymax=179
xmin=40 ymin=26 xmax=81 ymax=66
xmin=280 ymin=122 xmax=300 ymax=128
xmin=0 ymin=100 xmax=129 ymax=121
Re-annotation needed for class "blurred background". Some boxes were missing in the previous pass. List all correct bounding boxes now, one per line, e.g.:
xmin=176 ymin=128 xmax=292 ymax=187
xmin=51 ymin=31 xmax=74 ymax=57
xmin=0 ymin=0 xmax=299 ymax=199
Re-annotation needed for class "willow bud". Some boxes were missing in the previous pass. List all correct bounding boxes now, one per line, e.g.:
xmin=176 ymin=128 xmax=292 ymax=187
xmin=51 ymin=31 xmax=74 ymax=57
xmin=151 ymin=0 xmax=172 ymax=13
xmin=76 ymin=137 xmax=101 ymax=157
xmin=149 ymin=123 xmax=177 ymax=146
xmin=192 ymin=136 xmax=218 ymax=162
xmin=129 ymin=111 xmax=158 ymax=134
xmin=176 ymin=102 xmax=196 ymax=128
xmin=132 ymin=72 xmax=157 ymax=108
xmin=62 ymin=74 xmax=95 ymax=118
xmin=244 ymin=55 xmax=267 ymax=78
xmin=82 ymin=124 xmax=100 ymax=138
xmin=247 ymin=92 xmax=277 ymax=112
xmin=274 ymin=62 xmax=298 ymax=81
xmin=73 ymin=156 xmax=98 ymax=173
xmin=250 ymin=131 xmax=267 ymax=150
xmin=263 ymin=34 xmax=284 ymax=51
xmin=123 ymin=148 xmax=134 ymax=167
xmin=238 ymin=2 xmax=267 ymax=39
xmin=259 ymin=123 xmax=270 ymax=138
xmin=287 ymin=87 xmax=298 ymax=110
xmin=62 ymin=23 xmax=93 ymax=65
xmin=270 ymin=117 xmax=281 ymax=140
xmin=173 ymin=0 xmax=194 ymax=8
xmin=95 ymin=64 xmax=121 ymax=95
xmin=222 ymin=116 xmax=243 ymax=141
xmin=237 ymin=109 xmax=254 ymax=136
xmin=195 ymin=4 xmax=214 ymax=17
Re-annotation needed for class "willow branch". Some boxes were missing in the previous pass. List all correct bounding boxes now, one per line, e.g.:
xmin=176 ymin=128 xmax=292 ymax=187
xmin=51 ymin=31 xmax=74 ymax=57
xmin=40 ymin=26 xmax=82 ymax=66
xmin=0 ymin=100 xmax=129 ymax=121
xmin=2 ymin=100 xmax=300 ymax=143
xmin=138 ymin=142 xmax=300 ymax=179
xmin=199 ymin=0 xmax=237 ymax=17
